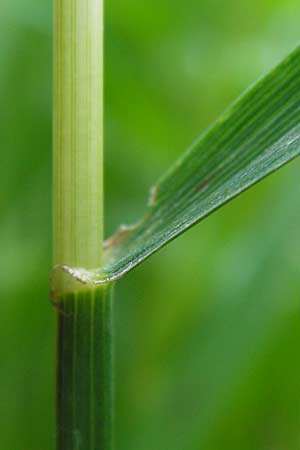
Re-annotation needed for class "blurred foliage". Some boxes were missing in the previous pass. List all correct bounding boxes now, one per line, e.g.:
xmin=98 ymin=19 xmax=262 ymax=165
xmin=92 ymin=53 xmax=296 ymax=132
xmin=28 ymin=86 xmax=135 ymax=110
xmin=1 ymin=0 xmax=300 ymax=449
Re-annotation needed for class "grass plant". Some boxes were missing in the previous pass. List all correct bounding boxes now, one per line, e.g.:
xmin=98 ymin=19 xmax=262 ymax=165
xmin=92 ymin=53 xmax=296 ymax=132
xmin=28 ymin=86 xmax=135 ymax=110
xmin=53 ymin=1 xmax=300 ymax=448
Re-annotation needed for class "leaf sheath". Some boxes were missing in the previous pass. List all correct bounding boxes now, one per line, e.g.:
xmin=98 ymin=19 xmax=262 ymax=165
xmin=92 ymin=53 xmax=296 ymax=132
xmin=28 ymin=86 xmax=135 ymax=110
xmin=56 ymin=285 xmax=114 ymax=450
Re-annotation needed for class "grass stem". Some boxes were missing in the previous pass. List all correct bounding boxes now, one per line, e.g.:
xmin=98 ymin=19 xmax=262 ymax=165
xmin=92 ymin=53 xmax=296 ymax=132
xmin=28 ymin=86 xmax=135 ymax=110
xmin=53 ymin=0 xmax=103 ymax=269
xmin=53 ymin=1 xmax=111 ymax=449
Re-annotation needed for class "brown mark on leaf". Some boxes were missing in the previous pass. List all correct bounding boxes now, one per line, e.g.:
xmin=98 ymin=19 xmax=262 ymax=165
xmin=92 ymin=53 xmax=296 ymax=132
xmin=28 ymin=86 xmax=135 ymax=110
xmin=193 ymin=177 xmax=210 ymax=193
xmin=148 ymin=184 xmax=158 ymax=207
xmin=104 ymin=223 xmax=138 ymax=250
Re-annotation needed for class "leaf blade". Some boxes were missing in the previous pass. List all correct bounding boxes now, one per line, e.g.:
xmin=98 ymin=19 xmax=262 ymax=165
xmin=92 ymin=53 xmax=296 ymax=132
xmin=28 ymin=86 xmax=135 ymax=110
xmin=53 ymin=45 xmax=300 ymax=285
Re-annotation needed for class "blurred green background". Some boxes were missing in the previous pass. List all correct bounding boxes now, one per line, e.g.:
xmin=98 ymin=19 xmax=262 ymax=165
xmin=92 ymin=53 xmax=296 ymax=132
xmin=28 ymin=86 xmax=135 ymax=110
xmin=1 ymin=0 xmax=300 ymax=449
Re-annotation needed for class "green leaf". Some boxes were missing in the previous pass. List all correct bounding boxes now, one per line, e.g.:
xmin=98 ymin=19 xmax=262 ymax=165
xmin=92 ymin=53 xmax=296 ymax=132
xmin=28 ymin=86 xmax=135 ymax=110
xmin=53 ymin=45 xmax=300 ymax=286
